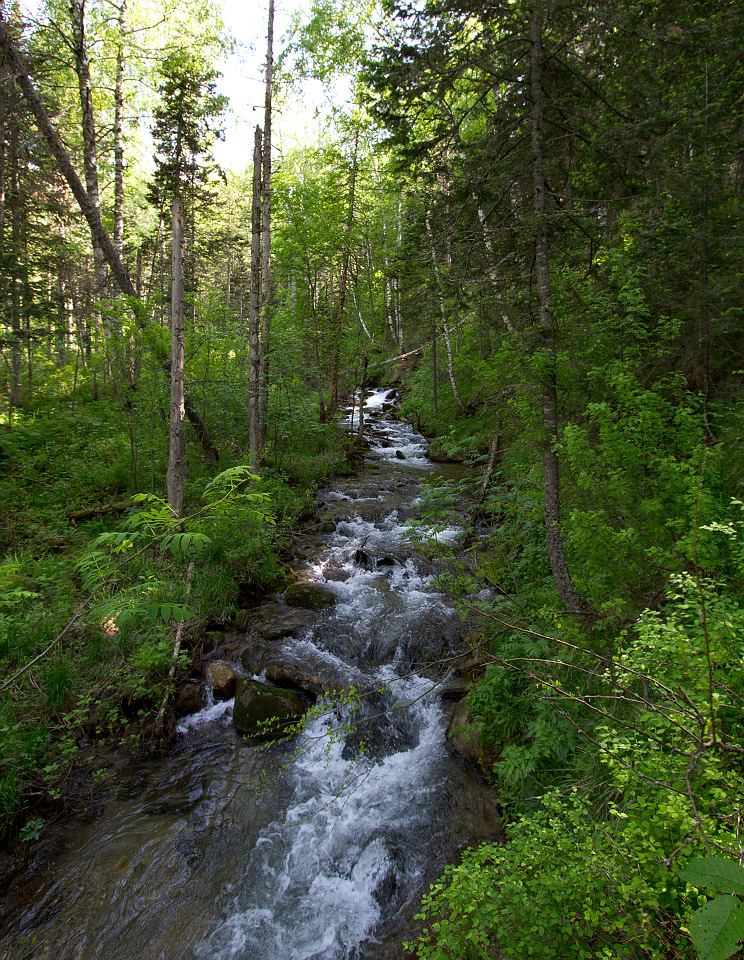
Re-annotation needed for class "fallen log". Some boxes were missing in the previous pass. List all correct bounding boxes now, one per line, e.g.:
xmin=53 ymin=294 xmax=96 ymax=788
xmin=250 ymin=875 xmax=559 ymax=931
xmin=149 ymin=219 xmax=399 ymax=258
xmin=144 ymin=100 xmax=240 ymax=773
xmin=66 ymin=500 xmax=132 ymax=522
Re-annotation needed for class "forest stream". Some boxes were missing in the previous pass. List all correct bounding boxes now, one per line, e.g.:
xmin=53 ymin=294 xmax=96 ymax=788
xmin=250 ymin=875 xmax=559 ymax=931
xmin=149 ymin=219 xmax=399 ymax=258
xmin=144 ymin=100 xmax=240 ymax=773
xmin=0 ymin=390 xmax=500 ymax=960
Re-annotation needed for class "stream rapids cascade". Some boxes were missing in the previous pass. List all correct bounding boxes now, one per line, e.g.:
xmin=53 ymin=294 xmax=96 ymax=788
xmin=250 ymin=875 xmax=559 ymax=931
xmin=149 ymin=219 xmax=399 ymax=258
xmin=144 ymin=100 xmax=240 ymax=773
xmin=0 ymin=388 xmax=500 ymax=960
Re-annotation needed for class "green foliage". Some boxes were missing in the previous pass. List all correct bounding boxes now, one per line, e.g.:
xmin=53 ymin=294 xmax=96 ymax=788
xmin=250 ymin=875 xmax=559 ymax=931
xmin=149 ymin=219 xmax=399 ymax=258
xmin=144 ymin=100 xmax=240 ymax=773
xmin=680 ymin=859 xmax=744 ymax=960
xmin=687 ymin=898 xmax=744 ymax=960
xmin=408 ymin=791 xmax=694 ymax=960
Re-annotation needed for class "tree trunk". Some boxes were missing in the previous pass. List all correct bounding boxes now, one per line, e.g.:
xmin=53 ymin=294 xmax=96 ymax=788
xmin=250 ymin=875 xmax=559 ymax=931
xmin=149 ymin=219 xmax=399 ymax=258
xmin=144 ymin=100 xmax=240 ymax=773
xmin=258 ymin=0 xmax=274 ymax=457
xmin=112 ymin=0 xmax=126 ymax=265
xmin=330 ymin=129 xmax=359 ymax=417
xmin=357 ymin=354 xmax=368 ymax=439
xmin=477 ymin=415 xmax=501 ymax=505
xmin=395 ymin=186 xmax=404 ymax=350
xmin=425 ymin=210 xmax=464 ymax=412
xmin=69 ymin=0 xmax=108 ymax=301
xmin=474 ymin=197 xmax=517 ymax=336
xmin=167 ymin=197 xmax=185 ymax=520
xmin=8 ymin=119 xmax=23 ymax=408
xmin=530 ymin=2 xmax=593 ymax=625
xmin=0 ymin=15 xmax=218 ymax=462
xmin=249 ymin=124 xmax=262 ymax=470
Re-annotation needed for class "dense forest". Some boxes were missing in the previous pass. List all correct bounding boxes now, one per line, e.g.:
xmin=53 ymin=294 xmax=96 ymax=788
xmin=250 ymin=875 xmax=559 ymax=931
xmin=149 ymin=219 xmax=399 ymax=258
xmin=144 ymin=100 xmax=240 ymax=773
xmin=1 ymin=0 xmax=744 ymax=956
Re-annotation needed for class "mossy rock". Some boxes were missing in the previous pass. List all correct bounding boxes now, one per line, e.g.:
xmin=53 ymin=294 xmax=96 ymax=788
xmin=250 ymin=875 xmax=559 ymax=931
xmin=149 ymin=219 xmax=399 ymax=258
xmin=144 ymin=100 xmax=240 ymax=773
xmin=233 ymin=678 xmax=306 ymax=737
xmin=285 ymin=581 xmax=337 ymax=610
xmin=446 ymin=698 xmax=499 ymax=776
xmin=204 ymin=660 xmax=240 ymax=699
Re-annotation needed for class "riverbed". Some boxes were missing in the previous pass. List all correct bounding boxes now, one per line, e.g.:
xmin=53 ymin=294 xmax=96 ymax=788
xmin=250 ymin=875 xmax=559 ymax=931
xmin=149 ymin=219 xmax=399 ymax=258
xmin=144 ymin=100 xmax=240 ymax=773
xmin=0 ymin=389 xmax=499 ymax=960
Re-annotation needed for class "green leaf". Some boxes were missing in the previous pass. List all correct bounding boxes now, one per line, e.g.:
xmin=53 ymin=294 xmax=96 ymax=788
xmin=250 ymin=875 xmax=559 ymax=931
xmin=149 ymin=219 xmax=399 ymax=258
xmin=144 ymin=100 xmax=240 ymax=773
xmin=682 ymin=858 xmax=744 ymax=896
xmin=689 ymin=897 xmax=744 ymax=960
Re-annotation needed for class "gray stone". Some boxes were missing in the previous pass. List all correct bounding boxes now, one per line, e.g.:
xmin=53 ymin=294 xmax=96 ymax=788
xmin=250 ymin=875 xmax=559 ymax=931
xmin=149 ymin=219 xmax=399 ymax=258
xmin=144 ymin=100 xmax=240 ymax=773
xmin=233 ymin=678 xmax=306 ymax=737
xmin=439 ymin=676 xmax=471 ymax=701
xmin=285 ymin=581 xmax=337 ymax=610
xmin=175 ymin=681 xmax=202 ymax=716
xmin=204 ymin=660 xmax=240 ymax=699
xmin=265 ymin=663 xmax=334 ymax=699
xmin=322 ymin=564 xmax=350 ymax=582
xmin=446 ymin=698 xmax=498 ymax=776
xmin=259 ymin=610 xmax=314 ymax=641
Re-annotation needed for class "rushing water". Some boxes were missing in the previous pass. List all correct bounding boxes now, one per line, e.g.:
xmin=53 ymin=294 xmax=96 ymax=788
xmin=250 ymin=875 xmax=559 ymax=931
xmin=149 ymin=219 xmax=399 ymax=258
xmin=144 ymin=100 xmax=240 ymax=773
xmin=0 ymin=389 xmax=499 ymax=960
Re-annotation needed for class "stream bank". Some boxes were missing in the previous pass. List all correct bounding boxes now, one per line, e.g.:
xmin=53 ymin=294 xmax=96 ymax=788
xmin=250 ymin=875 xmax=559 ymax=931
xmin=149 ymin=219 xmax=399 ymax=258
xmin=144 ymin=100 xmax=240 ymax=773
xmin=0 ymin=388 xmax=501 ymax=960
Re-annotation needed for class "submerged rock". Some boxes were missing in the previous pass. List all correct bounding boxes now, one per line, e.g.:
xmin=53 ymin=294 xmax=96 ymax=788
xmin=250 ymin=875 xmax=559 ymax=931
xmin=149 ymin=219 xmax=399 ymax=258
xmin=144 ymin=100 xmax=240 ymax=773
xmin=204 ymin=660 xmax=240 ymax=699
xmin=285 ymin=581 xmax=337 ymax=610
xmin=233 ymin=678 xmax=306 ymax=737
xmin=446 ymin=697 xmax=498 ymax=776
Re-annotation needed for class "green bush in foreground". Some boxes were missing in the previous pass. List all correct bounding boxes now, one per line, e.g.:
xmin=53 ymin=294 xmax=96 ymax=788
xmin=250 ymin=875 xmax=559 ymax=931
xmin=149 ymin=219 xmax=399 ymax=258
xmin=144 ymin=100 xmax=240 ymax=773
xmin=408 ymin=791 xmax=695 ymax=960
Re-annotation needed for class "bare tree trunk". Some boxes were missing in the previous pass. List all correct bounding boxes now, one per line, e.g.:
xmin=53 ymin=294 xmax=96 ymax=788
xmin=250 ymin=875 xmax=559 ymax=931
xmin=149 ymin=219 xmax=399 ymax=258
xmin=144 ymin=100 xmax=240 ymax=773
xmin=9 ymin=122 xmax=21 ymax=406
xmin=167 ymin=197 xmax=185 ymax=520
xmin=381 ymin=216 xmax=399 ymax=347
xmin=395 ymin=187 xmax=404 ymax=351
xmin=0 ymin=119 xmax=5 ymax=254
xmin=0 ymin=15 xmax=218 ymax=462
xmin=474 ymin=199 xmax=517 ymax=335
xmin=477 ymin=416 xmax=501 ymax=505
xmin=258 ymin=0 xmax=274 ymax=457
xmin=351 ymin=279 xmax=372 ymax=341
xmin=249 ymin=124 xmax=262 ymax=470
xmin=329 ymin=129 xmax=359 ymax=417
xmin=357 ymin=354 xmax=368 ymax=440
xmin=431 ymin=312 xmax=438 ymax=416
xmin=69 ymin=0 xmax=108 ymax=301
xmin=530 ymin=2 xmax=593 ymax=624
xmin=112 ymin=0 xmax=126 ymax=265
xmin=55 ymin=265 xmax=68 ymax=367
xmin=425 ymin=210 xmax=464 ymax=412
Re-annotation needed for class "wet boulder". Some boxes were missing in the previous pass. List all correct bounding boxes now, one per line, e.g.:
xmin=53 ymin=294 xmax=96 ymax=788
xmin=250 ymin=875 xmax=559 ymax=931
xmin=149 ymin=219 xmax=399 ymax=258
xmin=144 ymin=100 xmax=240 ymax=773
xmin=233 ymin=678 xmax=306 ymax=737
xmin=376 ymin=554 xmax=401 ymax=567
xmin=354 ymin=548 xmax=375 ymax=569
xmin=285 ymin=581 xmax=337 ymax=610
xmin=395 ymin=450 xmax=406 ymax=460
xmin=204 ymin=660 xmax=240 ymax=699
xmin=258 ymin=609 xmax=315 ymax=641
xmin=265 ymin=663 xmax=333 ymax=699
xmin=175 ymin=681 xmax=203 ymax=716
xmin=322 ymin=563 xmax=350 ymax=582
xmin=439 ymin=675 xmax=471 ymax=702
xmin=446 ymin=697 xmax=498 ymax=776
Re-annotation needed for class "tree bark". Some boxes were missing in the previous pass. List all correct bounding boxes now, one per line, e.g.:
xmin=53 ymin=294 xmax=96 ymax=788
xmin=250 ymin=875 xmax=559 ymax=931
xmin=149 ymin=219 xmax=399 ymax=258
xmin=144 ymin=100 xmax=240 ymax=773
xmin=69 ymin=0 xmax=108 ymax=300
xmin=249 ymin=124 xmax=262 ymax=470
xmin=9 ymin=121 xmax=21 ymax=406
xmin=167 ymin=197 xmax=185 ymax=519
xmin=0 ymin=15 xmax=218 ymax=462
xmin=112 ymin=0 xmax=126 ymax=265
xmin=395 ymin=186 xmax=404 ymax=350
xmin=530 ymin=2 xmax=593 ymax=624
xmin=425 ymin=209 xmax=464 ymax=412
xmin=258 ymin=0 xmax=274 ymax=457
xmin=330 ymin=129 xmax=359 ymax=417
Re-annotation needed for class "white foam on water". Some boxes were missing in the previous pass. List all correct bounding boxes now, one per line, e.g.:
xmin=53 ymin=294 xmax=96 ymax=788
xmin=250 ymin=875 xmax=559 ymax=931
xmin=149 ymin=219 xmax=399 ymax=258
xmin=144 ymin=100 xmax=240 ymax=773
xmin=196 ymin=672 xmax=444 ymax=960
xmin=176 ymin=697 xmax=234 ymax=734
